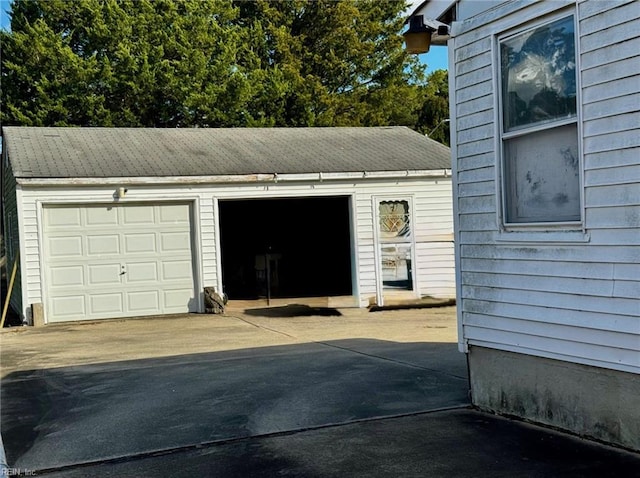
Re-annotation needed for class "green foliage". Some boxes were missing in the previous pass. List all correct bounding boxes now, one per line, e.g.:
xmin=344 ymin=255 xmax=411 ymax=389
xmin=2 ymin=0 xmax=251 ymax=126
xmin=1 ymin=0 xmax=448 ymax=134
xmin=235 ymin=0 xmax=423 ymax=127
xmin=415 ymin=69 xmax=450 ymax=145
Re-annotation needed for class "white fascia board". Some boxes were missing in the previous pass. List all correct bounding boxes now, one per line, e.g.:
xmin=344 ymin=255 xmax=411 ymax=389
xmin=17 ymin=174 xmax=276 ymax=186
xmin=410 ymin=0 xmax=456 ymax=20
xmin=17 ymin=170 xmax=452 ymax=187
xmin=358 ymin=170 xmax=451 ymax=179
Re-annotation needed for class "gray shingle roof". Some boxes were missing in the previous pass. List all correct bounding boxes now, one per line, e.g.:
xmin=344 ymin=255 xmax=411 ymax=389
xmin=3 ymin=126 xmax=450 ymax=179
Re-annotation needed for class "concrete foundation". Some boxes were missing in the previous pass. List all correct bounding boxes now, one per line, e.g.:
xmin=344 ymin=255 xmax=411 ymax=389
xmin=468 ymin=346 xmax=640 ymax=451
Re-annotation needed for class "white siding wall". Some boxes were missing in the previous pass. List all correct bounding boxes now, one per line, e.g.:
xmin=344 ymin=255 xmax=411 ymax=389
xmin=414 ymin=180 xmax=456 ymax=298
xmin=452 ymin=0 xmax=640 ymax=374
xmin=16 ymin=177 xmax=454 ymax=319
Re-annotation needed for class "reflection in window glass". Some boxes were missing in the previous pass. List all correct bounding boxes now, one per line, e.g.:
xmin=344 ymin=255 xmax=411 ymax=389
xmin=381 ymin=245 xmax=413 ymax=290
xmin=501 ymin=16 xmax=576 ymax=131
xmin=379 ymin=200 xmax=410 ymax=241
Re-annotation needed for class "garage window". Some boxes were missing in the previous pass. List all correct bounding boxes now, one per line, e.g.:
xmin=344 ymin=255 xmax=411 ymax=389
xmin=379 ymin=200 xmax=411 ymax=239
xmin=499 ymin=13 xmax=581 ymax=225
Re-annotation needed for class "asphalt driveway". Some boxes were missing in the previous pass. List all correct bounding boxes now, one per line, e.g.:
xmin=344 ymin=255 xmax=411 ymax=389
xmin=1 ymin=305 xmax=638 ymax=476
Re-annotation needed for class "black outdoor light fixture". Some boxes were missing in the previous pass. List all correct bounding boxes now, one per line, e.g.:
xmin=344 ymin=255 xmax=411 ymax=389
xmin=403 ymin=15 xmax=436 ymax=54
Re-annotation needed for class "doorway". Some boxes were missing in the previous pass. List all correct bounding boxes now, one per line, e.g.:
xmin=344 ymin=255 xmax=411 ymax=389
xmin=219 ymin=197 xmax=353 ymax=300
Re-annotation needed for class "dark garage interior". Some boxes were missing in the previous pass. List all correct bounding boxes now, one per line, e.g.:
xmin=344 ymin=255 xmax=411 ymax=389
xmin=219 ymin=196 xmax=353 ymax=300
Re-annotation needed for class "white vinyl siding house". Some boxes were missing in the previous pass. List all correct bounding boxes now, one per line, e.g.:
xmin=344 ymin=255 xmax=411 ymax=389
xmin=409 ymin=0 xmax=639 ymax=450
xmin=2 ymin=127 xmax=455 ymax=324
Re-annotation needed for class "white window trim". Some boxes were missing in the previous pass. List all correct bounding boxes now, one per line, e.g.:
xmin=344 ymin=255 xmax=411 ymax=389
xmin=493 ymin=229 xmax=590 ymax=244
xmin=494 ymin=8 xmax=586 ymax=233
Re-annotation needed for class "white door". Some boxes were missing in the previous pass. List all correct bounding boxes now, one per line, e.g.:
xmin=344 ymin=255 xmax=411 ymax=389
xmin=43 ymin=203 xmax=197 ymax=323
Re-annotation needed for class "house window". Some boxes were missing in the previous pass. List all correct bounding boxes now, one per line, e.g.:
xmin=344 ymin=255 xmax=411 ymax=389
xmin=499 ymin=14 xmax=581 ymax=224
xmin=378 ymin=200 xmax=413 ymax=291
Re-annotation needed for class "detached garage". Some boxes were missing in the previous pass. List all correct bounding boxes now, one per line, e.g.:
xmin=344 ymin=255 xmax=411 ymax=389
xmin=2 ymin=126 xmax=454 ymax=324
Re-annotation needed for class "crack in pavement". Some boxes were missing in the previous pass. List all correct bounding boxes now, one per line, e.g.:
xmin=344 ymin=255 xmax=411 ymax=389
xmin=227 ymin=314 xmax=298 ymax=339
xmin=228 ymin=315 xmax=468 ymax=381
xmin=31 ymin=405 xmax=470 ymax=475
xmin=314 ymin=340 xmax=468 ymax=381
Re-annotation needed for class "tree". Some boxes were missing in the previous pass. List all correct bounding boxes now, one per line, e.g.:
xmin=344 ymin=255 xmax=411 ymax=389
xmin=1 ymin=0 xmax=252 ymax=127
xmin=415 ymin=69 xmax=450 ymax=146
xmin=1 ymin=0 xmax=443 ymax=131
xmin=235 ymin=0 xmax=425 ymax=127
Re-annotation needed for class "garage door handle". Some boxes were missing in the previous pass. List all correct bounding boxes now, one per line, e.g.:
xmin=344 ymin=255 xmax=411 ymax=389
xmin=120 ymin=271 xmax=126 ymax=275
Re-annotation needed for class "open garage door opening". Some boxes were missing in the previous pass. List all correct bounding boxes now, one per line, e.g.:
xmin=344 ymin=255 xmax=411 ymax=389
xmin=219 ymin=197 xmax=353 ymax=301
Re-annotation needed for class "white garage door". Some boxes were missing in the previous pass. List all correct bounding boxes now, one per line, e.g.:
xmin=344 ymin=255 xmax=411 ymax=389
xmin=43 ymin=203 xmax=197 ymax=323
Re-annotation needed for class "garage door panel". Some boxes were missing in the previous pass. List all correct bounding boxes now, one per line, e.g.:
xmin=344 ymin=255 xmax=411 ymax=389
xmin=51 ymin=296 xmax=86 ymax=317
xmin=122 ymin=206 xmax=155 ymax=224
xmin=50 ymin=266 xmax=84 ymax=287
xmin=162 ymin=261 xmax=193 ymax=281
xmin=88 ymin=264 xmax=121 ymax=285
xmin=45 ymin=208 xmax=82 ymax=228
xmin=164 ymin=289 xmax=195 ymax=310
xmin=159 ymin=204 xmax=190 ymax=224
xmin=87 ymin=235 xmax=120 ymax=255
xmin=126 ymin=262 xmax=158 ymax=283
xmin=85 ymin=207 xmax=118 ymax=226
xmin=48 ymin=236 xmax=83 ymax=258
xmin=160 ymin=232 xmax=191 ymax=252
xmin=90 ymin=293 xmax=124 ymax=315
xmin=44 ymin=203 xmax=195 ymax=322
xmin=124 ymin=233 xmax=157 ymax=254
xmin=127 ymin=291 xmax=160 ymax=312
